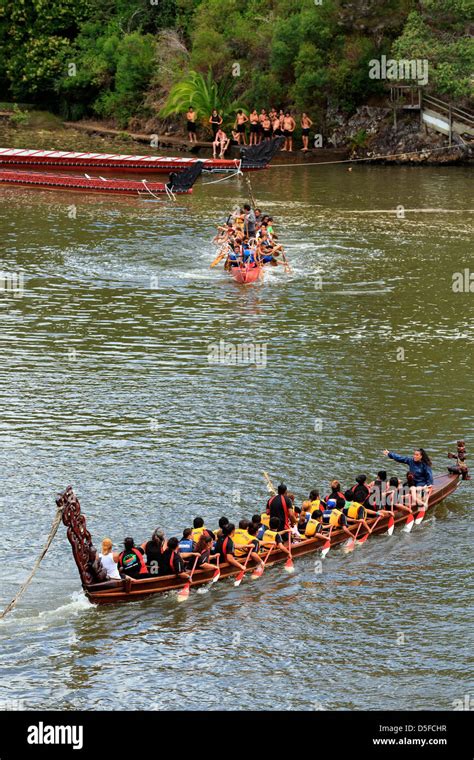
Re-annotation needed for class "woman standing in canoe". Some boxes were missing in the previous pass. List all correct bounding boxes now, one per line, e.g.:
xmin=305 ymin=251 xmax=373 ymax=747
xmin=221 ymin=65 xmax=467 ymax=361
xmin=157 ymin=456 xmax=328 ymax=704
xmin=383 ymin=448 xmax=433 ymax=508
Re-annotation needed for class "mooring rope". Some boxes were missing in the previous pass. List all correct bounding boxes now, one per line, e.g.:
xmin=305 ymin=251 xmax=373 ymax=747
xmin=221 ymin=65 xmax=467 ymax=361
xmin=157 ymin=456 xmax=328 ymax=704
xmin=202 ymin=168 xmax=243 ymax=185
xmin=269 ymin=143 xmax=465 ymax=168
xmin=0 ymin=505 xmax=64 ymax=620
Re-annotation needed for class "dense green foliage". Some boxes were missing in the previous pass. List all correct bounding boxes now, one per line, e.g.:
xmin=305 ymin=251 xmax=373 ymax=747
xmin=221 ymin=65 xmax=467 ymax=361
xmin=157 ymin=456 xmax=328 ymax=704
xmin=0 ymin=0 xmax=471 ymax=128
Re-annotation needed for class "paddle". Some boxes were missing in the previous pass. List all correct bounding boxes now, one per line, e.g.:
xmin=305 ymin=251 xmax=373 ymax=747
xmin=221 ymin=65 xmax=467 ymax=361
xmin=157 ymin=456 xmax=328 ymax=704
xmin=251 ymin=543 xmax=274 ymax=579
xmin=402 ymin=512 xmax=415 ymax=533
xmin=284 ymin=529 xmax=295 ymax=573
xmin=357 ymin=514 xmax=381 ymax=545
xmin=211 ymin=555 xmax=220 ymax=583
xmin=177 ymin=555 xmax=199 ymax=602
xmin=262 ymin=470 xmax=277 ymax=495
xmin=210 ymin=243 xmax=229 ymax=268
xmin=234 ymin=550 xmax=253 ymax=587
xmin=415 ymin=507 xmax=426 ymax=526
xmin=386 ymin=514 xmax=395 ymax=536
xmin=320 ymin=526 xmax=333 ymax=559
xmin=343 ymin=522 xmax=362 ymax=554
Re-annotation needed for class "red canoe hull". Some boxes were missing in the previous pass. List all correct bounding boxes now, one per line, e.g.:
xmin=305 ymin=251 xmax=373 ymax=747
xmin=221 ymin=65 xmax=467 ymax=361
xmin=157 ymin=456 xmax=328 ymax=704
xmin=0 ymin=169 xmax=193 ymax=196
xmin=230 ymin=264 xmax=264 ymax=284
xmin=0 ymin=147 xmax=241 ymax=174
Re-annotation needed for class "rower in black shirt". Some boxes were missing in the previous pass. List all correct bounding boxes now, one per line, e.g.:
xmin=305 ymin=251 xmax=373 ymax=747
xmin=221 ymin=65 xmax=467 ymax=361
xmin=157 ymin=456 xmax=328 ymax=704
xmin=159 ymin=537 xmax=190 ymax=578
xmin=267 ymin=483 xmax=296 ymax=533
xmin=345 ymin=474 xmax=370 ymax=506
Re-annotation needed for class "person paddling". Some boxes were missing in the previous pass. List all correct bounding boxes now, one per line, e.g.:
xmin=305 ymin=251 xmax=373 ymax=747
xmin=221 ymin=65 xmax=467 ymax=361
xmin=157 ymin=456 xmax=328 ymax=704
xmin=118 ymin=537 xmax=149 ymax=578
xmin=160 ymin=537 xmax=190 ymax=579
xmin=214 ymin=523 xmax=245 ymax=572
xmin=267 ymin=483 xmax=296 ymax=534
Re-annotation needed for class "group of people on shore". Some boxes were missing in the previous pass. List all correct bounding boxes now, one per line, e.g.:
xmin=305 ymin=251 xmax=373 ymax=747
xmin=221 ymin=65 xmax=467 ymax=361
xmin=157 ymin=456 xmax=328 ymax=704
xmin=212 ymin=206 xmax=287 ymax=270
xmin=186 ymin=107 xmax=314 ymax=155
xmin=88 ymin=449 xmax=433 ymax=584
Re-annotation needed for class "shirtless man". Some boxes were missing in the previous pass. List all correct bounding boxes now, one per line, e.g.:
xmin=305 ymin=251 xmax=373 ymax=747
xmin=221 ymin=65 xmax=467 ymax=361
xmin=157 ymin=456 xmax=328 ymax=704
xmin=282 ymin=112 xmax=296 ymax=152
xmin=249 ymin=109 xmax=260 ymax=146
xmin=301 ymin=112 xmax=313 ymax=152
xmin=234 ymin=110 xmax=249 ymax=145
xmin=262 ymin=114 xmax=272 ymax=141
xmin=213 ymin=128 xmax=230 ymax=158
xmin=186 ymin=106 xmax=197 ymax=143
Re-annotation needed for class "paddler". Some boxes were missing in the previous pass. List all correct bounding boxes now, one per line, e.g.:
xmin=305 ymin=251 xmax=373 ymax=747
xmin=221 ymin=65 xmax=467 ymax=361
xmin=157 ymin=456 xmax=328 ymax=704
xmin=159 ymin=537 xmax=190 ymax=579
xmin=213 ymin=523 xmax=245 ymax=571
xmin=191 ymin=517 xmax=214 ymax=543
xmin=267 ymin=483 xmax=297 ymax=535
xmin=260 ymin=516 xmax=292 ymax=559
xmin=233 ymin=520 xmax=264 ymax=569
xmin=324 ymin=481 xmax=346 ymax=509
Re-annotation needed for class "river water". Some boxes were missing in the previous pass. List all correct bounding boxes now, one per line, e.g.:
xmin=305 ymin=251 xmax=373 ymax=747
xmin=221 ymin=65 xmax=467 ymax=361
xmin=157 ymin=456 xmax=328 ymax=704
xmin=0 ymin=163 xmax=472 ymax=711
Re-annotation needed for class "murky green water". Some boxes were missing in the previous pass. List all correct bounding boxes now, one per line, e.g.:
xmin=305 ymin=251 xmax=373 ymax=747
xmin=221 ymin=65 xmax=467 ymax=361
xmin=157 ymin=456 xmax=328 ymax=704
xmin=0 ymin=164 xmax=473 ymax=710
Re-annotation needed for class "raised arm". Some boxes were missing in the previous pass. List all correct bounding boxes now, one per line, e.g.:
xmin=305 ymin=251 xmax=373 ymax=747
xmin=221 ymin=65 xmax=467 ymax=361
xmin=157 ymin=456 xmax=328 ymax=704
xmin=384 ymin=450 xmax=411 ymax=465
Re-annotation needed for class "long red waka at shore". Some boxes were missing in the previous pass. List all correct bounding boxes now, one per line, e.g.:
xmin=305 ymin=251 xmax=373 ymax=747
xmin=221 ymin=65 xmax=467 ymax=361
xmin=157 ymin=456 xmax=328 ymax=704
xmin=0 ymin=146 xmax=240 ymax=173
xmin=0 ymin=137 xmax=285 ymax=174
xmin=0 ymin=164 xmax=203 ymax=196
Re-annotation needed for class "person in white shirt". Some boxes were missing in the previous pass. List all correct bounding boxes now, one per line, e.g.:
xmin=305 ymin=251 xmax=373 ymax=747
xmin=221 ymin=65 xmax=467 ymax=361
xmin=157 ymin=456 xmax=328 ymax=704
xmin=99 ymin=538 xmax=121 ymax=580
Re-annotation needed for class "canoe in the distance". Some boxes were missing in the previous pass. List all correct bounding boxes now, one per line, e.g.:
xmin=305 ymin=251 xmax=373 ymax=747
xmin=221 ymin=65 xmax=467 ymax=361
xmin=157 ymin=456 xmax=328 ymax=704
xmin=230 ymin=263 xmax=264 ymax=284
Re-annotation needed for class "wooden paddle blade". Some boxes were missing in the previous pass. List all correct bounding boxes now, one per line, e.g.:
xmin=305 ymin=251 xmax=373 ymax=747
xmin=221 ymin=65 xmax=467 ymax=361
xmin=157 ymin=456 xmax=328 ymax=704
xmin=320 ymin=540 xmax=331 ymax=559
xmin=284 ymin=558 xmax=295 ymax=573
xmin=234 ymin=570 xmax=245 ymax=586
xmin=415 ymin=509 xmax=426 ymax=525
xmin=211 ymin=569 xmax=220 ymax=583
xmin=251 ymin=565 xmax=264 ymax=578
xmin=357 ymin=533 xmax=369 ymax=545
xmin=177 ymin=583 xmax=190 ymax=601
xmin=402 ymin=514 xmax=415 ymax=533
xmin=343 ymin=538 xmax=356 ymax=554
xmin=386 ymin=516 xmax=395 ymax=536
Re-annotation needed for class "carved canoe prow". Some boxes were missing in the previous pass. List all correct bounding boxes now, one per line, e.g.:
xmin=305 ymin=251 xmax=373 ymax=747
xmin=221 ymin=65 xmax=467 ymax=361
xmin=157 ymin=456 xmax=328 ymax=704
xmin=57 ymin=486 xmax=95 ymax=587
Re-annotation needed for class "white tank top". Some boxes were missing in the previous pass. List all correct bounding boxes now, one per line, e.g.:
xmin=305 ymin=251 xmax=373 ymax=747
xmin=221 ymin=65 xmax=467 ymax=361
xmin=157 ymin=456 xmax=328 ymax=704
xmin=99 ymin=552 xmax=120 ymax=579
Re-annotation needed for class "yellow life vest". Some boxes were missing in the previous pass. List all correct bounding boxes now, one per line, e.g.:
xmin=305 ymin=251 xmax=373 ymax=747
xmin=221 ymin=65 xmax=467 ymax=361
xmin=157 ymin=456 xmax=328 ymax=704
xmin=260 ymin=513 xmax=270 ymax=527
xmin=191 ymin=526 xmax=207 ymax=542
xmin=233 ymin=528 xmax=252 ymax=557
xmin=322 ymin=508 xmax=343 ymax=526
xmin=303 ymin=499 xmax=321 ymax=513
xmin=305 ymin=518 xmax=321 ymax=538
xmin=261 ymin=528 xmax=278 ymax=545
xmin=345 ymin=502 xmax=366 ymax=520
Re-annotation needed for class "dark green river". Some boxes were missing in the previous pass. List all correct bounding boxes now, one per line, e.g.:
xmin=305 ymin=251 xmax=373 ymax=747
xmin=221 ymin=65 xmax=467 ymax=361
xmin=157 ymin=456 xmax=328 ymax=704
xmin=0 ymin=163 xmax=472 ymax=710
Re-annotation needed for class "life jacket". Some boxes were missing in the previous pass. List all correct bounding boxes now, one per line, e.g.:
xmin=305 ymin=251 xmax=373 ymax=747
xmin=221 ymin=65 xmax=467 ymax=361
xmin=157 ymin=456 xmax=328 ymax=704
xmin=260 ymin=512 xmax=270 ymax=527
xmin=344 ymin=501 xmax=366 ymax=520
xmin=169 ymin=549 xmax=180 ymax=573
xmin=233 ymin=528 xmax=251 ymax=557
xmin=192 ymin=527 xmax=207 ymax=542
xmin=305 ymin=518 xmax=322 ymax=538
xmin=261 ymin=529 xmax=278 ymax=545
xmin=322 ymin=509 xmax=343 ymax=526
xmin=303 ymin=499 xmax=321 ymax=513
xmin=118 ymin=547 xmax=148 ymax=575
xmin=178 ymin=538 xmax=195 ymax=553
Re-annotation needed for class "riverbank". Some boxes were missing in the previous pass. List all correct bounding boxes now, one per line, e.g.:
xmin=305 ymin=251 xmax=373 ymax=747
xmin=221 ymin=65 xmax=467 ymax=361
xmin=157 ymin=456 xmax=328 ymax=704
xmin=1 ymin=107 xmax=471 ymax=166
